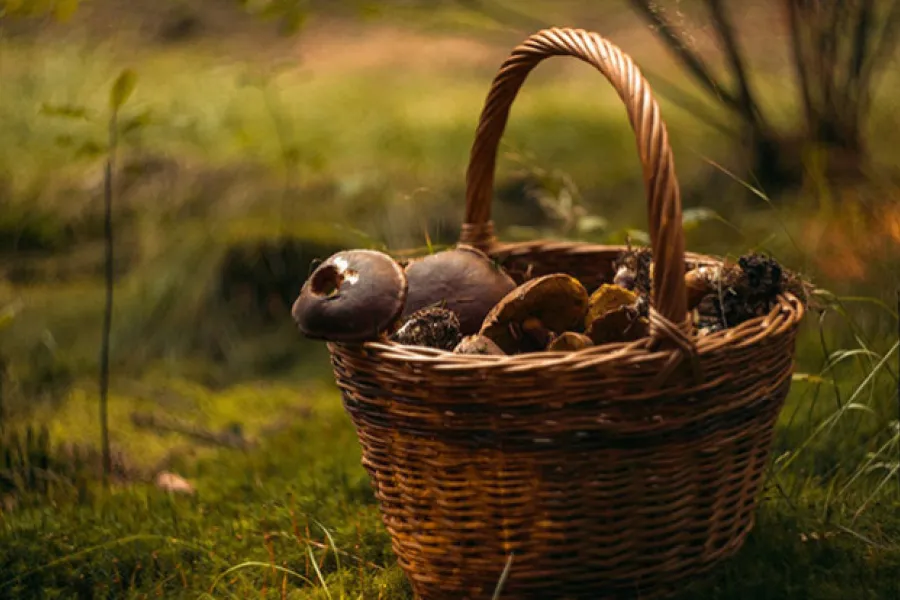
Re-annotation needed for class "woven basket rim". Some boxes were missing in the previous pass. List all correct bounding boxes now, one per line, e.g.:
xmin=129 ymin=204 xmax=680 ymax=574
xmin=330 ymin=295 xmax=805 ymax=372
xmin=329 ymin=240 xmax=809 ymax=374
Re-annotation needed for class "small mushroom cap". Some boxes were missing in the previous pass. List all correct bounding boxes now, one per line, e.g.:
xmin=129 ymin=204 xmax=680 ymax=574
xmin=586 ymin=306 xmax=649 ymax=344
xmin=479 ymin=273 xmax=589 ymax=354
xmin=685 ymin=267 xmax=716 ymax=310
xmin=585 ymin=284 xmax=639 ymax=328
xmin=291 ymin=249 xmax=407 ymax=342
xmin=547 ymin=331 xmax=594 ymax=352
xmin=453 ymin=334 xmax=506 ymax=355
xmin=584 ymin=283 xmax=648 ymax=344
xmin=402 ymin=245 xmax=516 ymax=336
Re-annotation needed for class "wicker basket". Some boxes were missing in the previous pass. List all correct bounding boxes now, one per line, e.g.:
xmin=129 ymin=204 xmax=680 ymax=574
xmin=326 ymin=27 xmax=806 ymax=600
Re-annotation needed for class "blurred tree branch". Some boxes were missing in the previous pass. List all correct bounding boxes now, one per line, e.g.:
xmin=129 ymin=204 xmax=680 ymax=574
xmin=629 ymin=0 xmax=900 ymax=192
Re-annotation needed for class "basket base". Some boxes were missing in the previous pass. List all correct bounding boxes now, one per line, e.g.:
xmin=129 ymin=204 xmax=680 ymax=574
xmin=402 ymin=519 xmax=751 ymax=599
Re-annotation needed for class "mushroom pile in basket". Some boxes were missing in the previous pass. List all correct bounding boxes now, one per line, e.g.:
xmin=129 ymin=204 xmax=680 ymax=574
xmin=291 ymin=244 xmax=805 ymax=354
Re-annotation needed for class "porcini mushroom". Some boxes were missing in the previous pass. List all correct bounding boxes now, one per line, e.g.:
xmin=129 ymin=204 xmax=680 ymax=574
xmin=584 ymin=283 xmax=649 ymax=344
xmin=291 ymin=249 xmax=407 ymax=342
xmin=479 ymin=274 xmax=589 ymax=354
xmin=402 ymin=245 xmax=516 ymax=336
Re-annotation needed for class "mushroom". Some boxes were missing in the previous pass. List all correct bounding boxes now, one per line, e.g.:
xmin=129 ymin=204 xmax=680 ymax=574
xmin=584 ymin=283 xmax=649 ymax=344
xmin=402 ymin=244 xmax=516 ymax=336
xmin=479 ymin=274 xmax=589 ymax=354
xmin=612 ymin=246 xmax=652 ymax=295
xmin=291 ymin=249 xmax=407 ymax=342
xmin=391 ymin=306 xmax=462 ymax=350
xmin=453 ymin=334 xmax=506 ymax=355
xmin=547 ymin=332 xmax=594 ymax=352
xmin=685 ymin=266 xmax=717 ymax=311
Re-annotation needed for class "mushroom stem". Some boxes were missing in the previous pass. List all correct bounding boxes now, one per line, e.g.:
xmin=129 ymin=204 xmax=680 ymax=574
xmin=521 ymin=317 xmax=553 ymax=348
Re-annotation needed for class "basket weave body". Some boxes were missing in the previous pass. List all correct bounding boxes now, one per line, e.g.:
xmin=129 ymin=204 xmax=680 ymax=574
xmin=326 ymin=28 xmax=805 ymax=600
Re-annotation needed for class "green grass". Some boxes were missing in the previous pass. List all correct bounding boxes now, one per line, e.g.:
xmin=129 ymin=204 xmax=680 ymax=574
xmin=1 ymin=7 xmax=900 ymax=599
xmin=0 ymin=369 xmax=897 ymax=599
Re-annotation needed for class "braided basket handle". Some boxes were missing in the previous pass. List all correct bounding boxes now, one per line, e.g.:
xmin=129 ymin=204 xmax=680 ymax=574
xmin=461 ymin=27 xmax=689 ymax=332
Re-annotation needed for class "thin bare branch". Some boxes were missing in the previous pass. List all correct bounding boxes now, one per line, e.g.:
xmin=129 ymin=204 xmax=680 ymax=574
xmin=848 ymin=0 xmax=875 ymax=86
xmin=627 ymin=0 xmax=743 ymax=114
xmin=785 ymin=0 xmax=815 ymax=132
xmin=857 ymin=0 xmax=900 ymax=115
xmin=820 ymin=1 xmax=849 ymax=123
xmin=99 ymin=110 xmax=116 ymax=484
xmin=453 ymin=0 xmax=739 ymax=136
xmin=704 ymin=0 xmax=766 ymax=130
xmin=839 ymin=0 xmax=875 ymax=138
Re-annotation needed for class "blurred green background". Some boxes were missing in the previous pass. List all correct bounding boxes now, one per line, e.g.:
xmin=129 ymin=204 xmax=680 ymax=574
xmin=0 ymin=1 xmax=898 ymax=598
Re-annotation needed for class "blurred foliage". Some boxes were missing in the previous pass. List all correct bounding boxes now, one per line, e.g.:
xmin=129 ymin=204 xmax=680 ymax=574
xmin=0 ymin=0 xmax=79 ymax=21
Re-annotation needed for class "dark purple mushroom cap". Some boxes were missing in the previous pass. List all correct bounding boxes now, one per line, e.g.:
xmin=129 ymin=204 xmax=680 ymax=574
xmin=402 ymin=244 xmax=516 ymax=335
xmin=291 ymin=249 xmax=407 ymax=342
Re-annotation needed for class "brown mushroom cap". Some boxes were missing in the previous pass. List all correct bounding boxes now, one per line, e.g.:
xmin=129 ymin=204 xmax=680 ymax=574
xmin=586 ymin=306 xmax=649 ymax=344
xmin=453 ymin=334 xmax=506 ymax=355
xmin=402 ymin=244 xmax=516 ymax=335
xmin=291 ymin=249 xmax=407 ymax=342
xmin=584 ymin=284 xmax=648 ymax=344
xmin=585 ymin=284 xmax=639 ymax=326
xmin=479 ymin=273 xmax=589 ymax=354
xmin=547 ymin=332 xmax=594 ymax=352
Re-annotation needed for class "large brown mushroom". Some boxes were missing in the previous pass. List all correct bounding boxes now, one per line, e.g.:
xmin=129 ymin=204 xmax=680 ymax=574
xmin=291 ymin=249 xmax=407 ymax=342
xmin=402 ymin=245 xmax=516 ymax=336
xmin=479 ymin=274 xmax=589 ymax=354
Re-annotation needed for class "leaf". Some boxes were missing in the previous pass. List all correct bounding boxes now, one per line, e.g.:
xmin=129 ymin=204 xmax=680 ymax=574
xmin=792 ymin=372 xmax=830 ymax=384
xmin=843 ymin=402 xmax=876 ymax=415
xmin=575 ymin=215 xmax=608 ymax=234
xmin=109 ymin=69 xmax=137 ymax=111
xmin=119 ymin=109 xmax=155 ymax=137
xmin=681 ymin=207 xmax=719 ymax=233
xmin=54 ymin=0 xmax=77 ymax=22
xmin=625 ymin=229 xmax=650 ymax=245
